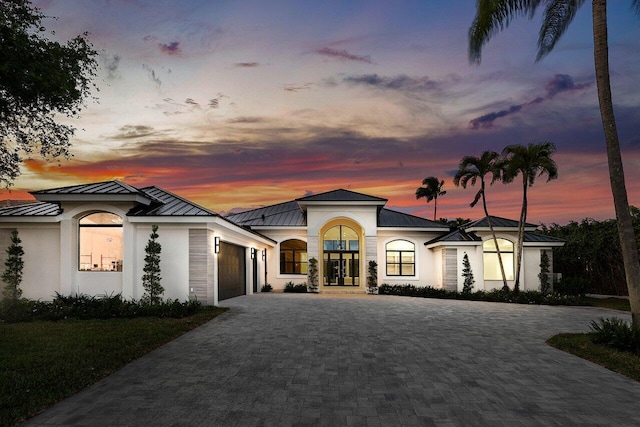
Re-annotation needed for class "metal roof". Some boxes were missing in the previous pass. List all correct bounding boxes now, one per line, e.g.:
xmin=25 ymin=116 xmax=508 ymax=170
xmin=225 ymin=200 xmax=305 ymax=227
xmin=31 ymin=180 xmax=144 ymax=196
xmin=0 ymin=201 xmax=61 ymax=216
xmin=129 ymin=186 xmax=217 ymax=216
xmin=378 ymin=208 xmax=447 ymax=228
xmin=463 ymin=216 xmax=537 ymax=229
xmin=425 ymin=229 xmax=480 ymax=245
xmin=297 ymin=189 xmax=387 ymax=203
xmin=523 ymin=232 xmax=566 ymax=243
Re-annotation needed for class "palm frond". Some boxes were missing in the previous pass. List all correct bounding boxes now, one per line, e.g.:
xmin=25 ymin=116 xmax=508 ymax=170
xmin=538 ymin=0 xmax=586 ymax=61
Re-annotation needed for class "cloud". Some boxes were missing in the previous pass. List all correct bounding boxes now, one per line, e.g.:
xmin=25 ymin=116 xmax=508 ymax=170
xmin=233 ymin=62 xmax=259 ymax=68
xmin=112 ymin=125 xmax=156 ymax=140
xmin=342 ymin=74 xmax=441 ymax=92
xmin=142 ymin=64 xmax=162 ymax=87
xmin=284 ymin=83 xmax=312 ymax=92
xmin=185 ymin=98 xmax=200 ymax=109
xmin=316 ymin=47 xmax=372 ymax=64
xmin=159 ymin=41 xmax=181 ymax=55
xmin=102 ymin=54 xmax=121 ymax=80
xmin=469 ymin=74 xmax=592 ymax=129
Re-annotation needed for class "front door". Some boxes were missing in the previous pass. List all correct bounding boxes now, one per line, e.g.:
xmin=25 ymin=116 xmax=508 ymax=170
xmin=324 ymin=251 xmax=359 ymax=286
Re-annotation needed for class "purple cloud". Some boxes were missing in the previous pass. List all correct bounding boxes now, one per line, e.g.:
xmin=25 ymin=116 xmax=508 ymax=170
xmin=316 ymin=47 xmax=372 ymax=63
xmin=159 ymin=41 xmax=181 ymax=55
xmin=233 ymin=62 xmax=259 ymax=68
xmin=342 ymin=74 xmax=440 ymax=92
xmin=469 ymin=74 xmax=592 ymax=130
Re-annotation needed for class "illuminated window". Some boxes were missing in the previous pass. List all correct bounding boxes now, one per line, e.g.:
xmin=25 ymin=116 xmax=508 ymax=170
xmin=386 ymin=240 xmax=415 ymax=276
xmin=280 ymin=239 xmax=307 ymax=274
xmin=79 ymin=212 xmax=123 ymax=271
xmin=483 ymin=238 xmax=514 ymax=280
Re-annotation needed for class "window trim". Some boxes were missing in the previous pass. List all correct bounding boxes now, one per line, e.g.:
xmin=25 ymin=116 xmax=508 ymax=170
xmin=385 ymin=239 xmax=416 ymax=277
xmin=279 ymin=239 xmax=308 ymax=275
xmin=78 ymin=212 xmax=124 ymax=272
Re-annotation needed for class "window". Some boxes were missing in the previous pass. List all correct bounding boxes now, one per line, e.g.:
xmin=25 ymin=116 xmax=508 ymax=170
xmin=386 ymin=240 xmax=415 ymax=276
xmin=483 ymin=238 xmax=514 ymax=280
xmin=280 ymin=239 xmax=307 ymax=274
xmin=323 ymin=225 xmax=358 ymax=251
xmin=79 ymin=212 xmax=123 ymax=271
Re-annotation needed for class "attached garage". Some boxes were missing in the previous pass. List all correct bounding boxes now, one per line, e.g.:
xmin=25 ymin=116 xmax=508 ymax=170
xmin=218 ymin=241 xmax=246 ymax=301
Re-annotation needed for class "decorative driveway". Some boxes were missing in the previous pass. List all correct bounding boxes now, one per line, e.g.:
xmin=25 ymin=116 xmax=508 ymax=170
xmin=25 ymin=294 xmax=640 ymax=426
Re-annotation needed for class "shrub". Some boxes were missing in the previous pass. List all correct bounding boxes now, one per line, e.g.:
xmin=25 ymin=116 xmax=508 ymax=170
xmin=555 ymin=277 xmax=590 ymax=296
xmin=461 ymin=253 xmax=474 ymax=294
xmin=307 ymin=258 xmax=319 ymax=292
xmin=142 ymin=224 xmax=163 ymax=304
xmin=590 ymin=317 xmax=640 ymax=355
xmin=261 ymin=283 xmax=273 ymax=292
xmin=2 ymin=229 xmax=24 ymax=301
xmin=283 ymin=281 xmax=307 ymax=293
xmin=538 ymin=250 xmax=551 ymax=294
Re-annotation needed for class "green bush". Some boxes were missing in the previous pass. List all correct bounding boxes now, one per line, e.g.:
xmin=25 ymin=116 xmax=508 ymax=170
xmin=378 ymin=284 xmax=585 ymax=306
xmin=283 ymin=281 xmax=307 ymax=293
xmin=0 ymin=293 xmax=202 ymax=323
xmin=261 ymin=283 xmax=273 ymax=292
xmin=590 ymin=317 xmax=640 ymax=355
xmin=555 ymin=277 xmax=590 ymax=296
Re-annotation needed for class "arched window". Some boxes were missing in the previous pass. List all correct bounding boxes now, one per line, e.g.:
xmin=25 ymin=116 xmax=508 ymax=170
xmin=280 ymin=239 xmax=307 ymax=274
xmin=79 ymin=212 xmax=123 ymax=271
xmin=323 ymin=225 xmax=358 ymax=251
xmin=386 ymin=240 xmax=415 ymax=276
xmin=483 ymin=238 xmax=514 ymax=280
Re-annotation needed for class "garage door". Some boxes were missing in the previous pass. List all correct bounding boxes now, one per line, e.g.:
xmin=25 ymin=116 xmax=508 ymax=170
xmin=218 ymin=241 xmax=246 ymax=301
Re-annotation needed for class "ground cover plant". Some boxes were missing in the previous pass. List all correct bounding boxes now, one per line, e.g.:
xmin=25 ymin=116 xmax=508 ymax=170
xmin=378 ymin=284 xmax=586 ymax=306
xmin=283 ymin=281 xmax=307 ymax=293
xmin=0 ymin=304 xmax=227 ymax=426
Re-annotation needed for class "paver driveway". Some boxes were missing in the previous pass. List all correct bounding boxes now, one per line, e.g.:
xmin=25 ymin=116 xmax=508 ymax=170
xmin=25 ymin=294 xmax=640 ymax=426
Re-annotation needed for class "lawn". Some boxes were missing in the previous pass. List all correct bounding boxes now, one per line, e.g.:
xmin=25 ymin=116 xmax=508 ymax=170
xmin=0 ymin=307 xmax=227 ymax=426
xmin=547 ymin=333 xmax=640 ymax=382
xmin=584 ymin=296 xmax=631 ymax=312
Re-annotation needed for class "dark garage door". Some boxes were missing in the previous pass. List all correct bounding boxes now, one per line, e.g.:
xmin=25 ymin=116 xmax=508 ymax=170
xmin=218 ymin=241 xmax=246 ymax=301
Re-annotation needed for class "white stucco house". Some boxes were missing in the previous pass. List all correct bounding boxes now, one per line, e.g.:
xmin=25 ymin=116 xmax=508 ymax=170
xmin=0 ymin=181 xmax=564 ymax=304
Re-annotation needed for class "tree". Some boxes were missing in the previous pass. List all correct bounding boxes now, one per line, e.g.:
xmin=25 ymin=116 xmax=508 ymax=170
xmin=2 ymin=229 xmax=23 ymax=301
xmin=367 ymin=260 xmax=378 ymax=294
xmin=453 ymin=151 xmax=509 ymax=290
xmin=461 ymin=252 xmax=475 ymax=294
xmin=502 ymin=142 xmax=558 ymax=292
xmin=142 ymin=225 xmax=163 ymax=304
xmin=416 ymin=176 xmax=447 ymax=221
xmin=0 ymin=0 xmax=98 ymax=187
xmin=468 ymin=0 xmax=640 ymax=330
xmin=307 ymin=257 xmax=319 ymax=293
xmin=539 ymin=250 xmax=551 ymax=294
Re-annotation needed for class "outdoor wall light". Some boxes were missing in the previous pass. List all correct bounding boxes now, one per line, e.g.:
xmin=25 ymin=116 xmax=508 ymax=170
xmin=251 ymin=248 xmax=256 ymax=259
xmin=214 ymin=236 xmax=220 ymax=253
xmin=262 ymin=249 xmax=266 ymax=261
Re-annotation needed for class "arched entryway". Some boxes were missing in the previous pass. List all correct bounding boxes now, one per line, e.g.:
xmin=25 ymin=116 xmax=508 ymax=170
xmin=320 ymin=219 xmax=363 ymax=289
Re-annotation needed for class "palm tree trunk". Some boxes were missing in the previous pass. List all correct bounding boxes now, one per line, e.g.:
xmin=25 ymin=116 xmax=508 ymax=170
xmin=481 ymin=180 xmax=509 ymax=290
xmin=593 ymin=0 xmax=640 ymax=329
xmin=514 ymin=176 xmax=527 ymax=292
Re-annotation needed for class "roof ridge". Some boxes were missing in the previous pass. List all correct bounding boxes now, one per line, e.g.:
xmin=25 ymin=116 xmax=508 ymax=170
xmin=140 ymin=186 xmax=218 ymax=216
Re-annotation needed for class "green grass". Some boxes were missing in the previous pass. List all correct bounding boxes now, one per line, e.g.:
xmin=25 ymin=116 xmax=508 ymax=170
xmin=584 ymin=297 xmax=631 ymax=312
xmin=547 ymin=333 xmax=640 ymax=382
xmin=0 ymin=307 xmax=227 ymax=426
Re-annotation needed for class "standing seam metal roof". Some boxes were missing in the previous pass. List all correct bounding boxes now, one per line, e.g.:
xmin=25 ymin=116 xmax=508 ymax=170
xmin=297 ymin=189 xmax=387 ymax=203
xmin=130 ymin=186 xmax=217 ymax=216
xmin=0 ymin=201 xmax=61 ymax=216
xmin=31 ymin=180 xmax=145 ymax=196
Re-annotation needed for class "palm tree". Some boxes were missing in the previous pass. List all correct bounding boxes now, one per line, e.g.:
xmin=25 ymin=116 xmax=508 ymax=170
xmin=416 ymin=176 xmax=447 ymax=221
xmin=469 ymin=1 xmax=640 ymax=328
xmin=453 ymin=151 xmax=509 ymax=290
xmin=502 ymin=142 xmax=558 ymax=292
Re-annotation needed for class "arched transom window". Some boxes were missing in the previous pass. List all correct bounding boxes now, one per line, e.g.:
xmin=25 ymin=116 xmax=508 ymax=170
xmin=386 ymin=240 xmax=415 ymax=276
xmin=280 ymin=239 xmax=307 ymax=274
xmin=79 ymin=212 xmax=123 ymax=271
xmin=483 ymin=238 xmax=514 ymax=280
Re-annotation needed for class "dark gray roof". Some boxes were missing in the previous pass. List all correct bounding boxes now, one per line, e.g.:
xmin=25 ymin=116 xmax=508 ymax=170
xmin=31 ymin=180 xmax=144 ymax=196
xmin=523 ymin=232 xmax=565 ymax=243
xmin=226 ymin=201 xmax=305 ymax=227
xmin=297 ymin=189 xmax=387 ymax=203
xmin=464 ymin=216 xmax=536 ymax=229
xmin=0 ymin=201 xmax=61 ymax=216
xmin=378 ymin=208 xmax=447 ymax=228
xmin=129 ymin=186 xmax=217 ymax=216
xmin=425 ymin=229 xmax=480 ymax=245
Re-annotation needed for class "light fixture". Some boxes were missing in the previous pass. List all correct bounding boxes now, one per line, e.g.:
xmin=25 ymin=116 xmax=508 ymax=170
xmin=251 ymin=248 xmax=256 ymax=259
xmin=262 ymin=249 xmax=266 ymax=261
xmin=214 ymin=236 xmax=220 ymax=253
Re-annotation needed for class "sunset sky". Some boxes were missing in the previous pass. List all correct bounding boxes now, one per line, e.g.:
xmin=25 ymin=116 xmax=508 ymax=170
xmin=4 ymin=0 xmax=640 ymax=225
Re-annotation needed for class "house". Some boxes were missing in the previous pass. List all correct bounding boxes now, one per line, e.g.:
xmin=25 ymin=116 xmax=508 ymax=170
xmin=0 ymin=182 xmax=564 ymax=303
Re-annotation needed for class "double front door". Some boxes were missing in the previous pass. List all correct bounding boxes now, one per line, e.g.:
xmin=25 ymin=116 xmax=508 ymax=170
xmin=324 ymin=251 xmax=359 ymax=286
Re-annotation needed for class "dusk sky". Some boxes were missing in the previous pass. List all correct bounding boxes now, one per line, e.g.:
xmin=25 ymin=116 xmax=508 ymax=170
xmin=4 ymin=0 xmax=640 ymax=225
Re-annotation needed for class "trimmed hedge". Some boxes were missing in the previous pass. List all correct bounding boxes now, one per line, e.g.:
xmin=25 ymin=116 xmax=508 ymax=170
xmin=0 ymin=293 xmax=203 ymax=323
xmin=378 ymin=284 xmax=586 ymax=306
